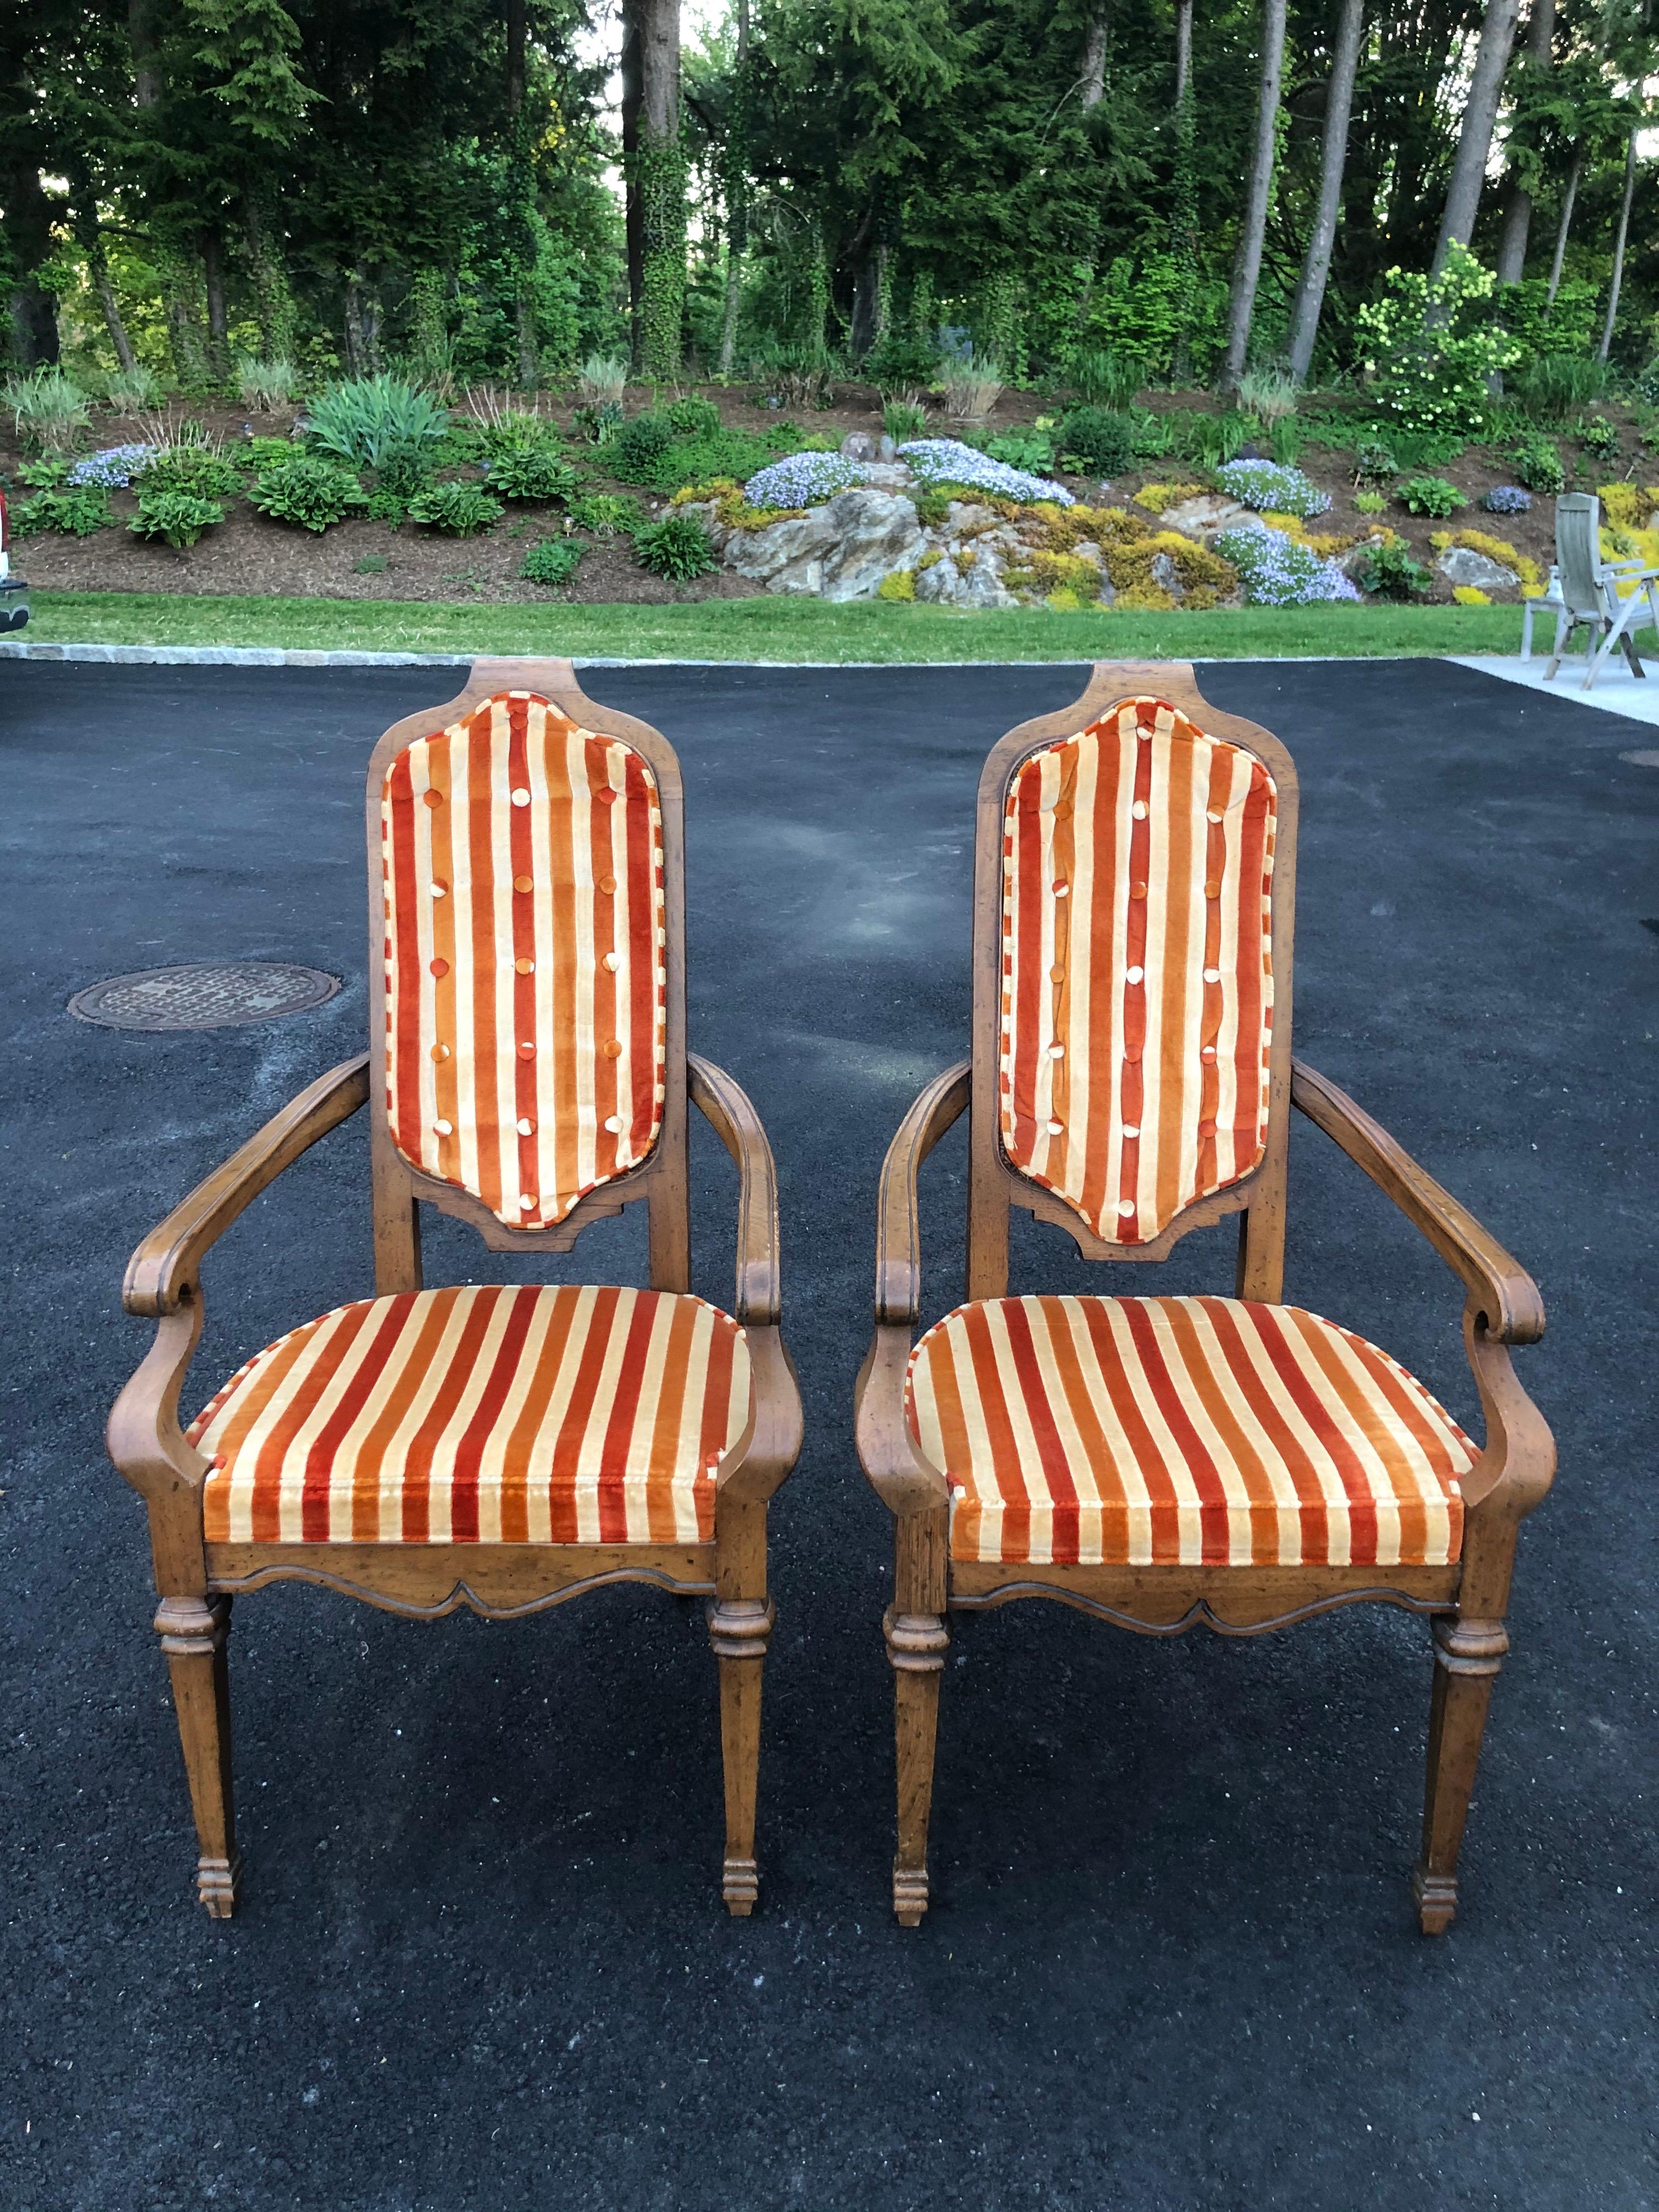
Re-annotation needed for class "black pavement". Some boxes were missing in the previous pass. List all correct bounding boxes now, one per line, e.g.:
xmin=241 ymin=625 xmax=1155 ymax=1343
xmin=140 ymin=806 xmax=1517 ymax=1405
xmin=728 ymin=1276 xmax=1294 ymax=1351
xmin=2 ymin=658 xmax=1653 ymax=2211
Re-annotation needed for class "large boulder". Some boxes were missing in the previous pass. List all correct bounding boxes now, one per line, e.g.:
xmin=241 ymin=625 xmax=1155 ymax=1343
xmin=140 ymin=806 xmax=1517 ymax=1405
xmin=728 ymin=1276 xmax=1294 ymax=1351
xmin=816 ymin=488 xmax=930 ymax=601
xmin=1157 ymin=493 xmax=1255 ymax=544
xmin=1437 ymin=544 xmax=1519 ymax=592
xmin=914 ymin=551 xmax=1019 ymax=609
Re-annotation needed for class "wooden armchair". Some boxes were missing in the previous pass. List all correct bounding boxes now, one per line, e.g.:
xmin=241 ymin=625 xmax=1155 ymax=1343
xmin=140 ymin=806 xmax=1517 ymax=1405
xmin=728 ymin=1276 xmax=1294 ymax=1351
xmin=855 ymin=662 xmax=1553 ymax=1932
xmin=108 ymin=659 xmax=801 ymax=1919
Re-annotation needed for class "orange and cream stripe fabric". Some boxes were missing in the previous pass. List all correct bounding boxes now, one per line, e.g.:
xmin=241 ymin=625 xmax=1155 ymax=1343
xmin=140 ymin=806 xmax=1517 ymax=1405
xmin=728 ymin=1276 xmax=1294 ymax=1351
xmin=907 ymin=1295 xmax=1473 ymax=1568
xmin=191 ymin=1284 xmax=748 ymax=1546
xmin=382 ymin=691 xmax=667 ymax=1230
xmin=999 ymin=697 xmax=1276 ymax=1244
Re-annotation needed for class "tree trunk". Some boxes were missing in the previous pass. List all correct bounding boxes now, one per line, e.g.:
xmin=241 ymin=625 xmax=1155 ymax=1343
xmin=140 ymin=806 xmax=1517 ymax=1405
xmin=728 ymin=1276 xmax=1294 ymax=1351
xmin=244 ymin=196 xmax=296 ymax=359
xmin=343 ymin=273 xmax=382 ymax=376
xmin=1544 ymin=143 xmax=1582 ymax=309
xmin=1495 ymin=0 xmax=1557 ymax=282
xmin=1082 ymin=8 xmax=1108 ymax=109
xmin=201 ymin=226 xmax=230 ymax=381
xmin=1431 ymin=0 xmax=1522 ymax=274
xmin=1286 ymin=0 xmax=1363 ymax=384
xmin=1596 ymin=122 xmax=1638 ymax=363
xmin=129 ymin=0 xmax=163 ymax=109
xmin=622 ymin=0 xmax=683 ymax=375
xmin=4 ymin=165 xmax=60 ymax=366
xmin=717 ymin=0 xmax=749 ymax=375
xmin=506 ymin=0 xmax=538 ymax=388
xmin=1174 ymin=0 xmax=1193 ymax=108
xmin=1220 ymin=0 xmax=1287 ymax=388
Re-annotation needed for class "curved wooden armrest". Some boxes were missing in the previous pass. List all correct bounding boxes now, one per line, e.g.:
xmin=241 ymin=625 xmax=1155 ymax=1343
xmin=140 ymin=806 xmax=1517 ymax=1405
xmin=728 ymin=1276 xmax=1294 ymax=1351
xmin=688 ymin=1053 xmax=780 ymax=1326
xmin=1291 ymin=1058 xmax=1543 ymax=1345
xmin=875 ymin=1060 xmax=972 ymax=1326
xmin=122 ymin=1054 xmax=371 ymax=1318
xmin=854 ymin=1324 xmax=951 ymax=1516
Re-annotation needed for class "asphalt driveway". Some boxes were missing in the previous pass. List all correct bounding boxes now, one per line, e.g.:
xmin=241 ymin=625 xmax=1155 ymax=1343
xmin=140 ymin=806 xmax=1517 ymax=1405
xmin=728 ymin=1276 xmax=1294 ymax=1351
xmin=2 ymin=658 xmax=1653 ymax=2210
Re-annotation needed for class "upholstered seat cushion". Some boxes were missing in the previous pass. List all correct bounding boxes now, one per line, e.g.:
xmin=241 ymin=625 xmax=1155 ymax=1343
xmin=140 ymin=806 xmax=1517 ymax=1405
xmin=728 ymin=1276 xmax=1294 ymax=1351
xmin=906 ymin=1295 xmax=1474 ymax=1569
xmin=190 ymin=1284 xmax=749 ymax=1546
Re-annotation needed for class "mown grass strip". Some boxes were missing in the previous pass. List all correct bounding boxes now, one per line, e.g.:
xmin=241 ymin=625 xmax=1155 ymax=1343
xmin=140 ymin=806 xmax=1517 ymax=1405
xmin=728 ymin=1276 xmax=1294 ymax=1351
xmin=21 ymin=589 xmax=1531 ymax=663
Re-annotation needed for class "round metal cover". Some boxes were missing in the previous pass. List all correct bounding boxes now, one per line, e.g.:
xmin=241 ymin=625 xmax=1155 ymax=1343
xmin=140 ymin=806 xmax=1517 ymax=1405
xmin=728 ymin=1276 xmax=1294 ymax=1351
xmin=69 ymin=961 xmax=342 ymax=1032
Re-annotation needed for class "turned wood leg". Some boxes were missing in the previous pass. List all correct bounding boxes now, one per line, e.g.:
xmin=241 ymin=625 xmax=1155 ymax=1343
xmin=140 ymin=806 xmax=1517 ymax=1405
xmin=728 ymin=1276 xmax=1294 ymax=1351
xmin=886 ymin=1606 xmax=948 ymax=1927
xmin=708 ymin=1597 xmax=773 ymax=1917
xmin=1412 ymin=1615 xmax=1507 ymax=1936
xmin=156 ymin=1595 xmax=241 ymax=1918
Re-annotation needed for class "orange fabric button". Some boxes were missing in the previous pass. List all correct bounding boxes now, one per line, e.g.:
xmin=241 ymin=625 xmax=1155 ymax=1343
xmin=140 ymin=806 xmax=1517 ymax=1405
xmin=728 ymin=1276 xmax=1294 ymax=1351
xmin=513 ymin=874 xmax=533 ymax=894
xmin=597 ymin=787 xmax=619 ymax=804
xmin=429 ymin=958 xmax=448 ymax=978
xmin=1130 ymin=881 xmax=1147 ymax=899
xmin=602 ymin=1039 xmax=623 ymax=1060
xmin=517 ymin=1042 xmax=536 ymax=1060
xmin=423 ymin=789 xmax=443 ymax=809
xmin=514 ymin=957 xmax=534 ymax=975
xmin=598 ymin=874 xmax=618 ymax=895
xmin=430 ymin=1043 xmax=450 ymax=1062
xmin=1204 ymin=879 xmax=1222 ymax=898
xmin=1050 ymin=966 xmax=1065 ymax=983
xmin=1198 ymin=1118 xmax=1217 ymax=1137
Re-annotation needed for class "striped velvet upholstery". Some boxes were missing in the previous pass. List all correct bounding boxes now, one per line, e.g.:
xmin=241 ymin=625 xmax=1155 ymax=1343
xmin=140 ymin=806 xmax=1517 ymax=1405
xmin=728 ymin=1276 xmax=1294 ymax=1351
xmin=1000 ymin=697 xmax=1276 ymax=1244
xmin=381 ymin=691 xmax=667 ymax=1230
xmin=190 ymin=1284 xmax=748 ymax=1546
xmin=907 ymin=1296 xmax=1473 ymax=1568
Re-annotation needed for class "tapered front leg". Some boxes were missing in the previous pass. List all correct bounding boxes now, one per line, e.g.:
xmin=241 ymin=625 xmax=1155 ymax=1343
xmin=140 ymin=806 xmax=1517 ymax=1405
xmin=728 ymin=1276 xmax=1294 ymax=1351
xmin=1412 ymin=1615 xmax=1507 ymax=1935
xmin=156 ymin=1595 xmax=241 ymax=1918
xmin=886 ymin=1608 xmax=948 ymax=1926
xmin=708 ymin=1597 xmax=773 ymax=1915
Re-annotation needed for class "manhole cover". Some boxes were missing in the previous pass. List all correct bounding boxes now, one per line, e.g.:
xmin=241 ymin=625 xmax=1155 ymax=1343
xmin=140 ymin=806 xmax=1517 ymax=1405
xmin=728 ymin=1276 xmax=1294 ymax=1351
xmin=1619 ymin=749 xmax=1659 ymax=768
xmin=68 ymin=961 xmax=341 ymax=1031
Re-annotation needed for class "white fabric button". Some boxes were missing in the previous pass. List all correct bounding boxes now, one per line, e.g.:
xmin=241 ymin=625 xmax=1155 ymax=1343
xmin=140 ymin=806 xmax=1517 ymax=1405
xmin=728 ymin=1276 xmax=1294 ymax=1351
xmin=516 ymin=1117 xmax=534 ymax=1136
xmin=430 ymin=882 xmax=447 ymax=898
xmin=604 ymin=1114 xmax=623 ymax=1133
xmin=1207 ymin=809 xmax=1223 ymax=823
xmin=511 ymin=787 xmax=530 ymax=807
xmin=1122 ymin=1123 xmax=1141 ymax=1139
xmin=1203 ymin=967 xmax=1221 ymax=982
xmin=433 ymin=1119 xmax=452 ymax=1136
xmin=1131 ymin=800 xmax=1147 ymax=820
xmin=1052 ymin=880 xmax=1069 ymax=896
xmin=519 ymin=1193 xmax=536 ymax=1210
xmin=1202 ymin=1045 xmax=1217 ymax=1061
xmin=1118 ymin=1199 xmax=1136 ymax=1217
xmin=1049 ymin=1043 xmax=1065 ymax=1059
xmin=1046 ymin=1118 xmax=1063 ymax=1135
xmin=1126 ymin=964 xmax=1144 ymax=984
xmin=603 ymin=952 xmax=620 ymax=972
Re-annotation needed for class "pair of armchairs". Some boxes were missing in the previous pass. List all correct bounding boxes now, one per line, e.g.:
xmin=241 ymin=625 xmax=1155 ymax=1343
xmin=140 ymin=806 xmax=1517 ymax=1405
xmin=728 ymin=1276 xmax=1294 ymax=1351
xmin=109 ymin=658 xmax=1553 ymax=1934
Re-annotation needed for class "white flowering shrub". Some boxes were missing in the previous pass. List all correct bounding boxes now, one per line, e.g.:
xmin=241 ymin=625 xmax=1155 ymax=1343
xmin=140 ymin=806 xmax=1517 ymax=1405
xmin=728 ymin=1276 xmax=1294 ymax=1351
xmin=1215 ymin=524 xmax=1359 ymax=606
xmin=1214 ymin=460 xmax=1332 ymax=519
xmin=898 ymin=439 xmax=1074 ymax=505
xmin=742 ymin=452 xmax=865 ymax=508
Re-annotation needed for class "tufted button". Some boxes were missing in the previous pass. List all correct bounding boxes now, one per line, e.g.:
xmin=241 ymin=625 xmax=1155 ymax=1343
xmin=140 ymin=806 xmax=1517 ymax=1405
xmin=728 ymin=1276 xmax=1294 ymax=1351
xmin=429 ymin=958 xmax=448 ymax=978
xmin=1048 ymin=1043 xmax=1065 ymax=1060
xmin=602 ymin=1039 xmax=623 ymax=1059
xmin=1046 ymin=1118 xmax=1063 ymax=1135
xmin=511 ymin=787 xmax=530 ymax=807
xmin=430 ymin=880 xmax=447 ymax=898
xmin=1122 ymin=1123 xmax=1141 ymax=1139
xmin=1050 ymin=965 xmax=1065 ymax=983
xmin=514 ymin=957 xmax=534 ymax=975
xmin=423 ymin=789 xmax=442 ymax=810
xmin=519 ymin=1193 xmax=536 ymax=1211
xmin=598 ymin=787 xmax=619 ymax=804
xmin=1204 ymin=878 xmax=1222 ymax=898
xmin=1198 ymin=1117 xmax=1216 ymax=1136
xmin=1130 ymin=880 xmax=1147 ymax=899
xmin=603 ymin=952 xmax=620 ymax=972
xmin=1055 ymin=800 xmax=1073 ymax=819
xmin=1126 ymin=964 xmax=1144 ymax=984
xmin=1138 ymin=727 xmax=1152 ymax=741
xmin=1123 ymin=1045 xmax=1142 ymax=1064
xmin=517 ymin=1117 xmax=534 ymax=1136
xmin=433 ymin=1118 xmax=452 ymax=1136
xmin=517 ymin=1041 xmax=535 ymax=1059
xmin=1202 ymin=1045 xmax=1217 ymax=1061
xmin=1052 ymin=879 xmax=1069 ymax=896
xmin=1131 ymin=800 xmax=1147 ymax=820
xmin=1207 ymin=809 xmax=1223 ymax=824
xmin=598 ymin=874 xmax=617 ymax=895
xmin=1203 ymin=966 xmax=1221 ymax=982
xmin=430 ymin=1042 xmax=450 ymax=1062
xmin=604 ymin=1114 xmax=623 ymax=1133
xmin=1118 ymin=1199 xmax=1135 ymax=1218
xmin=513 ymin=874 xmax=533 ymax=894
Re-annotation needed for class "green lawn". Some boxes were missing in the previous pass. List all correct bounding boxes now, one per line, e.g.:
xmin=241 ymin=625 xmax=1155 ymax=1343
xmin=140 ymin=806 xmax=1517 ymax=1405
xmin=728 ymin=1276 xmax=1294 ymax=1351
xmin=20 ymin=588 xmax=1532 ymax=662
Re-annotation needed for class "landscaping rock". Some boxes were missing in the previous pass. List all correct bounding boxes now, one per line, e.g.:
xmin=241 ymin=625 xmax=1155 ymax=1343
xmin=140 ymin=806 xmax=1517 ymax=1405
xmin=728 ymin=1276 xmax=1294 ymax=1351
xmin=914 ymin=551 xmax=1019 ymax=609
xmin=839 ymin=431 xmax=878 ymax=462
xmin=1158 ymin=493 xmax=1255 ymax=544
xmin=877 ymin=434 xmax=898 ymax=462
xmin=816 ymin=488 xmax=929 ymax=600
xmin=1437 ymin=545 xmax=1519 ymax=592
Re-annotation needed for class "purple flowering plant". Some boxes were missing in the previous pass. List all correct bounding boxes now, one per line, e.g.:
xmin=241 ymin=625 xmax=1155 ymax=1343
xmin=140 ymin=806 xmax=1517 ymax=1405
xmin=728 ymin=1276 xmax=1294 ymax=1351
xmin=1214 ymin=458 xmax=1332 ymax=519
xmin=66 ymin=443 xmax=158 ymax=488
xmin=742 ymin=452 xmax=864 ymax=508
xmin=898 ymin=439 xmax=1074 ymax=505
xmin=1481 ymin=485 xmax=1531 ymax=515
xmin=1215 ymin=523 xmax=1359 ymax=607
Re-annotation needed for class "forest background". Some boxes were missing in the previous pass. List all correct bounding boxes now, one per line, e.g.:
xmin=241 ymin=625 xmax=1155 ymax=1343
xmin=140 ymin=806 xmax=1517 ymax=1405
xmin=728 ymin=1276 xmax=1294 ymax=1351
xmin=1 ymin=0 xmax=1655 ymax=405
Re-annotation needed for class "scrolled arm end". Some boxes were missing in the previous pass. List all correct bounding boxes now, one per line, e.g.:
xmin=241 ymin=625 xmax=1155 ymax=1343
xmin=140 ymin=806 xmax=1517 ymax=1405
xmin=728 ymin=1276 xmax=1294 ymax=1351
xmin=687 ymin=1052 xmax=781 ymax=1327
xmin=874 ymin=1060 xmax=972 ymax=1326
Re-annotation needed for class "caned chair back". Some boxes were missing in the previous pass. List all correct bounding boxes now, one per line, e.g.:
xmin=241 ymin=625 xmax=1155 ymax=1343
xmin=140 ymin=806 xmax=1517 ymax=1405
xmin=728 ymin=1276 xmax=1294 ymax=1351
xmin=1553 ymin=495 xmax=1605 ymax=619
xmin=968 ymin=663 xmax=1298 ymax=1298
xmin=366 ymin=658 xmax=687 ymax=1274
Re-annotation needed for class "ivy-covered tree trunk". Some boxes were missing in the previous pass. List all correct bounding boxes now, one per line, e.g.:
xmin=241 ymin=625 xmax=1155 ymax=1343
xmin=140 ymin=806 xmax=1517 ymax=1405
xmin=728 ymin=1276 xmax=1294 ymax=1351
xmin=717 ymin=0 xmax=749 ymax=376
xmin=622 ymin=0 xmax=684 ymax=377
xmin=201 ymin=223 xmax=231 ymax=380
xmin=1286 ymin=0 xmax=1364 ymax=383
xmin=506 ymin=0 xmax=538 ymax=388
xmin=1220 ymin=0 xmax=1287 ymax=388
xmin=1496 ymin=0 xmax=1556 ymax=282
xmin=2 ymin=159 xmax=60 ymax=366
xmin=244 ymin=195 xmax=297 ymax=359
xmin=1082 ymin=8 xmax=1108 ymax=109
xmin=1431 ymin=0 xmax=1522 ymax=275
xmin=1595 ymin=119 xmax=1638 ymax=362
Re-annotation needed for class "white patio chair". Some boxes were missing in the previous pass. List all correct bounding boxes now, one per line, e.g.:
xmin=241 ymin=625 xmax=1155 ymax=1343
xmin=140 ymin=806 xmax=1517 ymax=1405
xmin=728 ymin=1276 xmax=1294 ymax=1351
xmin=1520 ymin=565 xmax=1563 ymax=661
xmin=1543 ymin=494 xmax=1659 ymax=691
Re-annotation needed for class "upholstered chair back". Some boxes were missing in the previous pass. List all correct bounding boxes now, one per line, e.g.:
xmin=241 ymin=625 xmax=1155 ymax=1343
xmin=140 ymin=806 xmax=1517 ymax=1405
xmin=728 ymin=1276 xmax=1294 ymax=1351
xmin=379 ymin=688 xmax=667 ymax=1231
xmin=997 ymin=693 xmax=1277 ymax=1246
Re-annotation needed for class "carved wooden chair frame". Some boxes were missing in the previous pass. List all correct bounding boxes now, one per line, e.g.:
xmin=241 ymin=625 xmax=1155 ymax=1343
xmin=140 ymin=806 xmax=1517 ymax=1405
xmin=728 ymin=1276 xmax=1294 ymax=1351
xmin=109 ymin=658 xmax=802 ymax=1919
xmin=854 ymin=661 xmax=1554 ymax=1929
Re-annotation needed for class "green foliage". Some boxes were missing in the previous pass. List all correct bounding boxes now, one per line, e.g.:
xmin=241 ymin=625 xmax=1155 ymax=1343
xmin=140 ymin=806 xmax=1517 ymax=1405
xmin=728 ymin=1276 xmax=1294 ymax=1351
xmin=249 ymin=455 xmax=369 ymax=531
xmin=136 ymin=445 xmax=246 ymax=502
xmin=1079 ymin=254 xmax=1227 ymax=383
xmin=986 ymin=426 xmax=1055 ymax=472
xmin=242 ymin=435 xmax=301 ymax=472
xmin=1354 ymin=441 xmax=1398 ymax=483
xmin=666 ymin=395 xmax=722 ymax=438
xmin=237 ymin=356 xmax=297 ymax=410
xmin=486 ymin=446 xmax=578 ymax=502
xmin=1509 ymin=436 xmax=1566 ymax=495
xmin=1396 ymin=474 xmax=1467 ymax=518
xmin=1164 ymin=410 xmax=1252 ymax=469
xmin=610 ymin=410 xmax=675 ymax=477
xmin=1355 ymin=247 xmax=1519 ymax=439
xmin=635 ymin=135 xmax=688 ymax=377
xmin=882 ymin=395 xmax=929 ymax=442
xmin=520 ymin=538 xmax=584 ymax=588
xmin=1498 ymin=285 xmax=1602 ymax=378
xmin=575 ymin=400 xmax=625 ymax=445
xmin=306 ymin=378 xmax=449 ymax=470
xmin=372 ymin=447 xmax=435 ymax=503
xmin=128 ymin=492 xmax=226 ymax=546
xmin=632 ymin=511 xmax=718 ymax=581
xmin=1057 ymin=407 xmax=1137 ymax=476
xmin=4 ymin=368 xmax=92 ymax=453
xmin=610 ymin=408 xmax=786 ymax=492
xmin=1066 ymin=348 xmax=1142 ymax=409
xmin=1358 ymin=538 xmax=1433 ymax=599
xmin=102 ymin=367 xmax=166 ymax=413
xmin=406 ymin=481 xmax=502 ymax=535
xmin=1517 ymin=352 xmax=1610 ymax=422
xmin=568 ymin=494 xmax=641 ymax=534
xmin=1354 ymin=489 xmax=1386 ymax=515
xmin=12 ymin=486 xmax=112 ymax=537
xmin=864 ymin=332 xmax=940 ymax=388
xmin=1577 ymin=413 xmax=1619 ymax=461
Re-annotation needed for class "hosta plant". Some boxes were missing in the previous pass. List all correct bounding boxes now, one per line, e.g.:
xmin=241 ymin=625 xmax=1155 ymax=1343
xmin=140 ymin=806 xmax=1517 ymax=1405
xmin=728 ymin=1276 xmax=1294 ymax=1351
xmin=520 ymin=538 xmax=584 ymax=588
xmin=406 ymin=481 xmax=502 ymax=535
xmin=1396 ymin=473 xmax=1467 ymax=518
xmin=12 ymin=486 xmax=113 ymax=537
xmin=486 ymin=446 xmax=578 ymax=502
xmin=128 ymin=491 xmax=225 ymax=547
xmin=249 ymin=456 xmax=371 ymax=531
xmin=632 ymin=511 xmax=719 ymax=581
